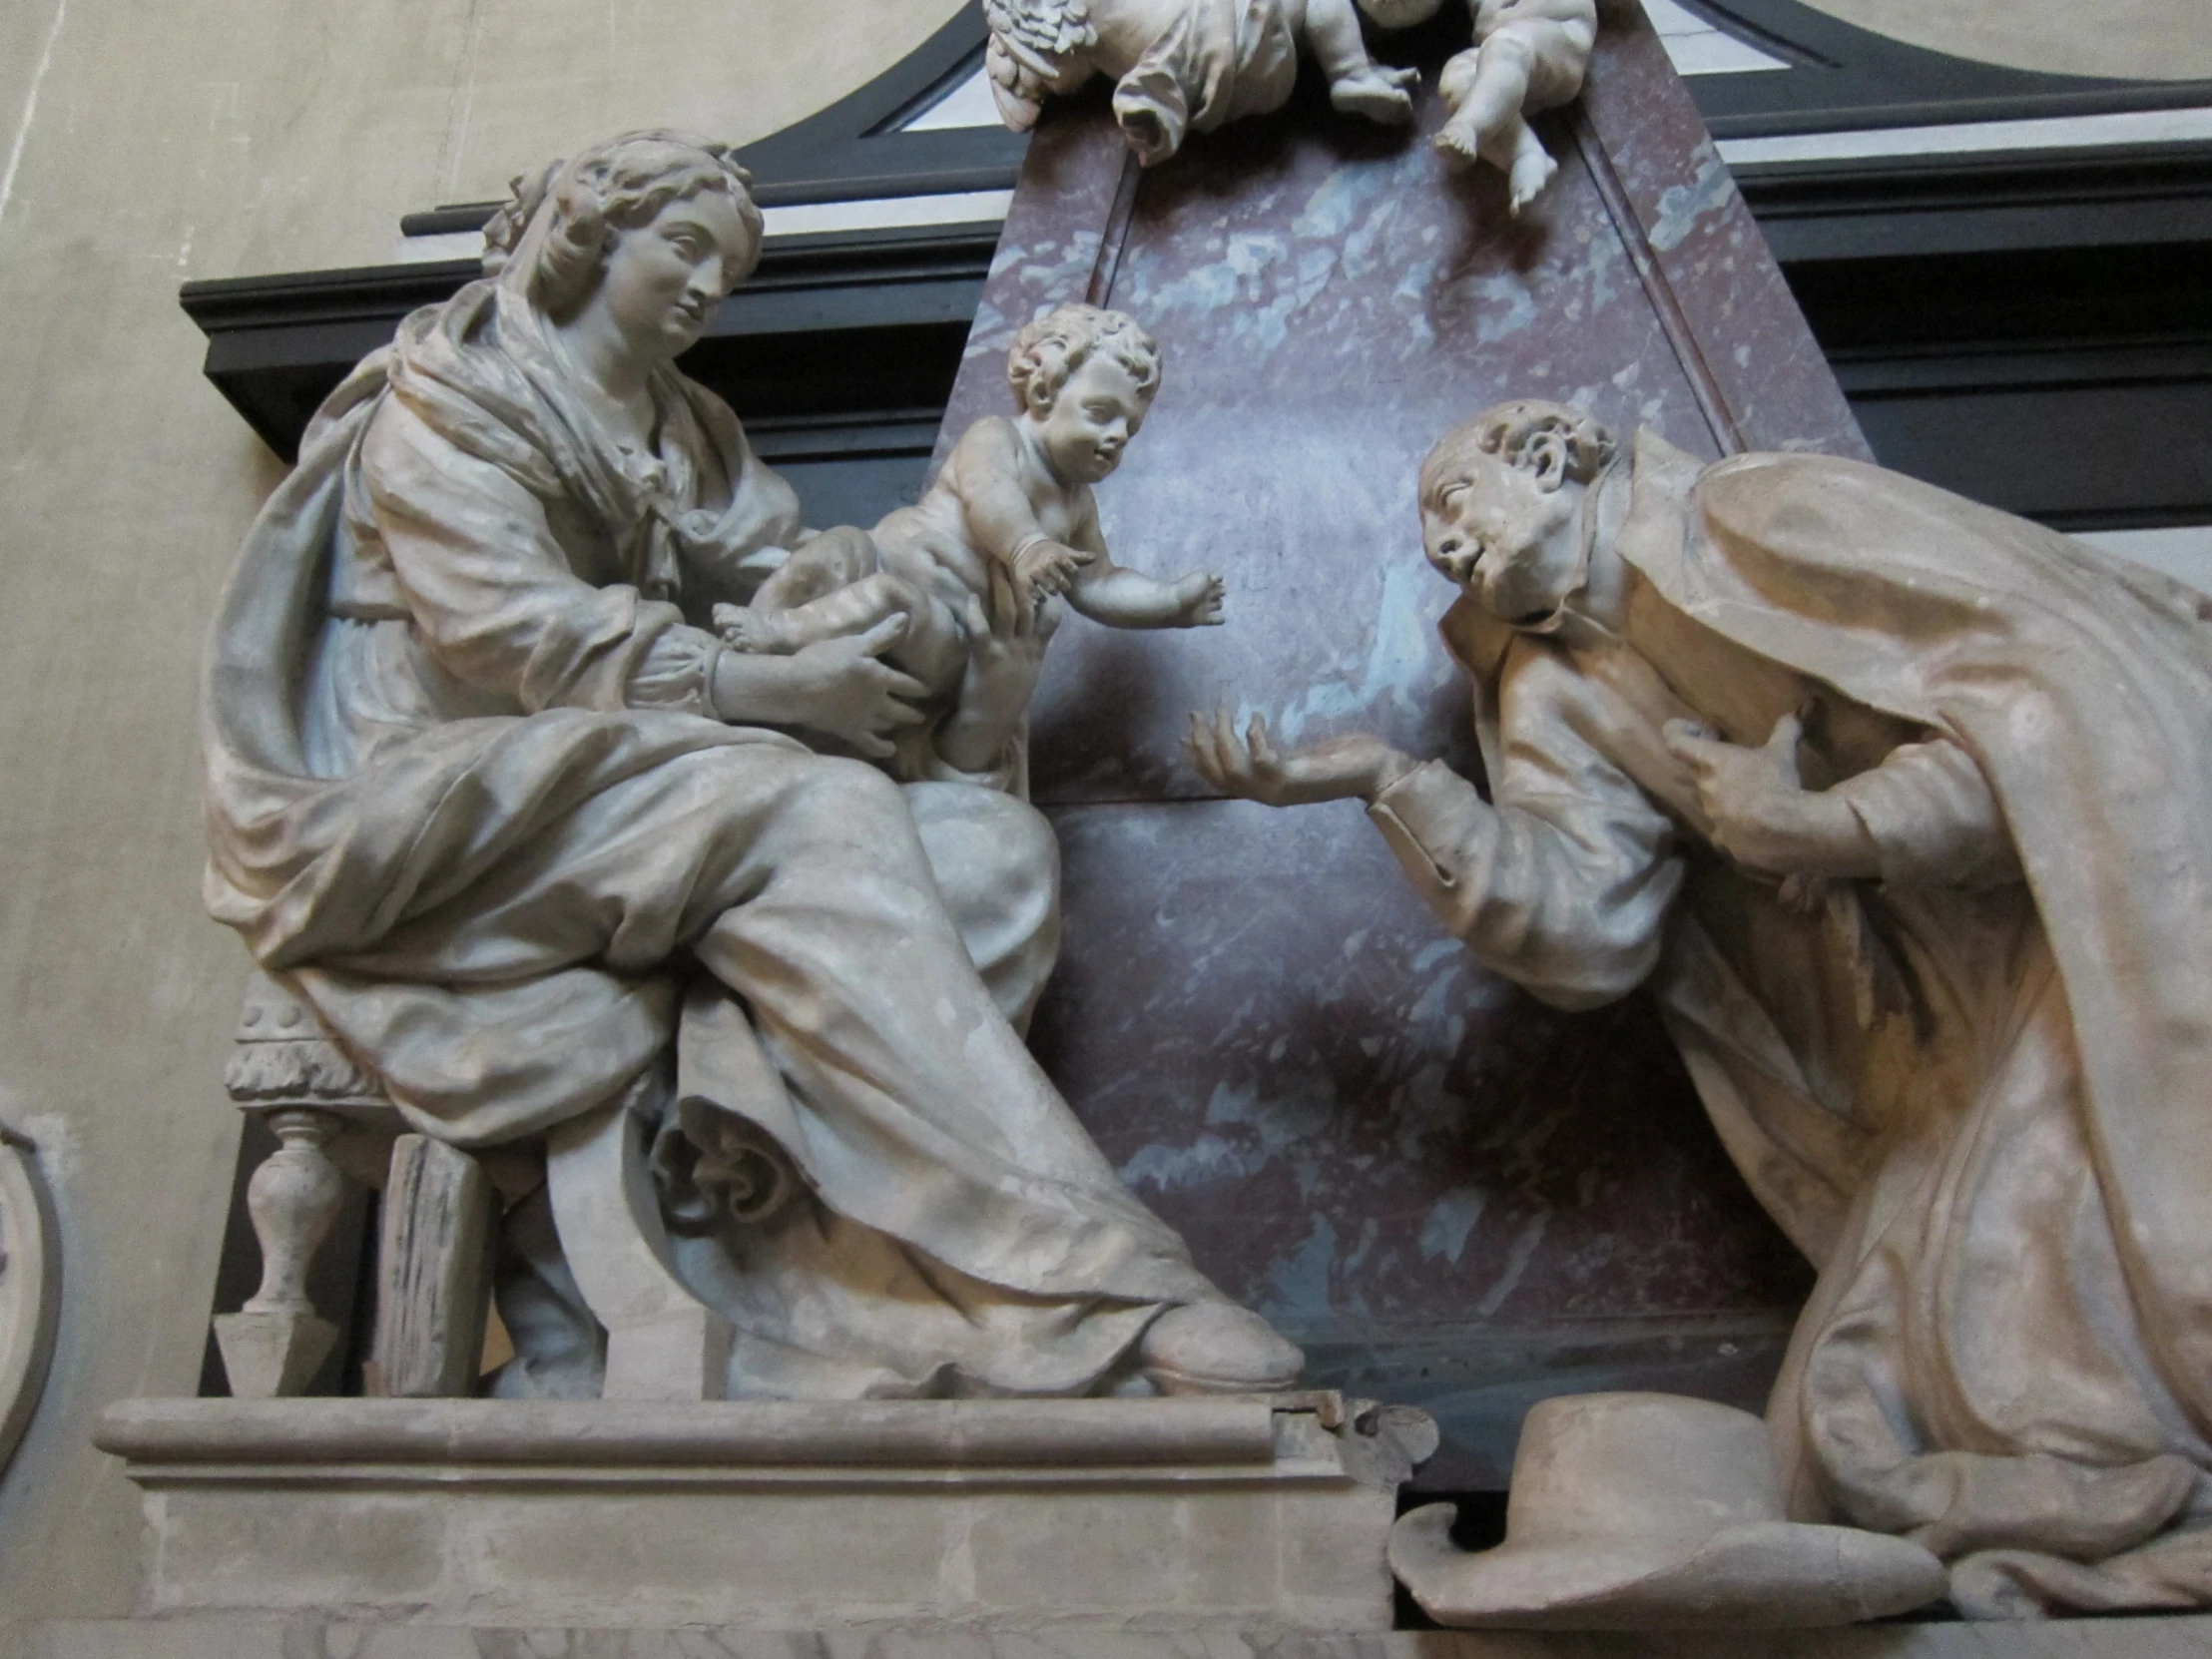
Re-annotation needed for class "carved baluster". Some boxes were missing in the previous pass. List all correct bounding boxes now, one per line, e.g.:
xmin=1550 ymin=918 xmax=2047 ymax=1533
xmin=214 ymin=1107 xmax=345 ymax=1397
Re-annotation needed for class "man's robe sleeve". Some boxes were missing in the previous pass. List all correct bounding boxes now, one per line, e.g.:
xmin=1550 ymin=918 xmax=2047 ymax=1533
xmin=1369 ymin=639 xmax=1685 ymax=1010
xmin=1835 ymin=738 xmax=2020 ymax=889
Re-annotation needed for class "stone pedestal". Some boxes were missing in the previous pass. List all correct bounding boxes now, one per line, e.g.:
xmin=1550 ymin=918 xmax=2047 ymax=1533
xmin=94 ymin=1394 xmax=1424 ymax=1632
xmin=30 ymin=1615 xmax=2212 ymax=1657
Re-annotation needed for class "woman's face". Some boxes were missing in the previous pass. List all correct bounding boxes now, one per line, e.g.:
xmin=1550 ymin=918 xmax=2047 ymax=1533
xmin=595 ymin=188 xmax=755 ymax=364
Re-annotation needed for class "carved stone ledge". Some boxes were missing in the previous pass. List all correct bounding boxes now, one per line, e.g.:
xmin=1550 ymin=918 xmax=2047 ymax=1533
xmin=29 ymin=1617 xmax=2212 ymax=1657
xmin=96 ymin=1395 xmax=1427 ymax=1631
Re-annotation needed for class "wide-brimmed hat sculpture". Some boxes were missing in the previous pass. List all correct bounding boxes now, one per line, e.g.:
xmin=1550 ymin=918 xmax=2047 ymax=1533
xmin=1390 ymin=1392 xmax=1949 ymax=1628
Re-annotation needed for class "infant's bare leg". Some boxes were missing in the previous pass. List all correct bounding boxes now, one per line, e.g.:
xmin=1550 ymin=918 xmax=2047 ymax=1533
xmin=1434 ymin=38 xmax=1531 ymax=166
xmin=1500 ymin=116 xmax=1559 ymax=213
xmin=1307 ymin=0 xmax=1417 ymax=123
xmin=724 ymin=572 xmax=915 ymax=655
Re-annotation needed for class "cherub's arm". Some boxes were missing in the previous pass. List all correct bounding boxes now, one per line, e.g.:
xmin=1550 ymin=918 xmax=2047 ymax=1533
xmin=1061 ymin=498 xmax=1225 ymax=629
xmin=944 ymin=416 xmax=1091 ymax=597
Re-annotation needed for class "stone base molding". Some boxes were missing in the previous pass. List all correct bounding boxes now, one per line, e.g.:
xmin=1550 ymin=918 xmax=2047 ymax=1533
xmin=94 ymin=1394 xmax=1428 ymax=1632
xmin=27 ymin=1617 xmax=2212 ymax=1658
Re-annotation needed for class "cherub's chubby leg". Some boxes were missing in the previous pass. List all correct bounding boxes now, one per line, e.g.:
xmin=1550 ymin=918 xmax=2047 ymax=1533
xmin=1434 ymin=35 xmax=1556 ymax=211
xmin=1304 ymin=0 xmax=1418 ymax=124
xmin=1500 ymin=117 xmax=1559 ymax=213
xmin=720 ymin=572 xmax=917 ymax=657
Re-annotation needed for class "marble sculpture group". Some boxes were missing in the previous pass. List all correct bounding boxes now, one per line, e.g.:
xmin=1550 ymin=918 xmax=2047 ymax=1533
xmin=191 ymin=5 xmax=2212 ymax=1632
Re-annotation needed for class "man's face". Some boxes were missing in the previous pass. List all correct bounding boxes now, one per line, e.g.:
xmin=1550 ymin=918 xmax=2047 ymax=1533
xmin=1419 ymin=445 xmax=1583 ymax=626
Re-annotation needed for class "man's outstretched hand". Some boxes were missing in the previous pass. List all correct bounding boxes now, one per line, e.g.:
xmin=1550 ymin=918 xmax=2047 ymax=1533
xmin=1185 ymin=710 xmax=1416 ymax=808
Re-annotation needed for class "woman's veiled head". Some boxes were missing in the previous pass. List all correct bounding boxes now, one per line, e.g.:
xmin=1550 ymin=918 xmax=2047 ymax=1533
xmin=485 ymin=131 xmax=764 ymax=354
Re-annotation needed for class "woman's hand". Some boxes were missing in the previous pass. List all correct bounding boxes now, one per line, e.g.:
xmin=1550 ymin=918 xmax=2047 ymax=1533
xmin=1185 ymin=710 xmax=1416 ymax=807
xmin=935 ymin=575 xmax=1058 ymax=775
xmin=1663 ymin=713 xmax=1880 ymax=879
xmin=714 ymin=615 xmax=927 ymax=758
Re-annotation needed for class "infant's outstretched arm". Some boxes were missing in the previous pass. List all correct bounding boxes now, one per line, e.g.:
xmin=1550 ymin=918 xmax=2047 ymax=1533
xmin=1064 ymin=514 xmax=1226 ymax=629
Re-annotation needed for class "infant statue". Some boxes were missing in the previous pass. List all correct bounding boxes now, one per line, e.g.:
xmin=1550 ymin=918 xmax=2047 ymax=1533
xmin=982 ymin=0 xmax=1420 ymax=166
xmin=1433 ymin=0 xmax=1596 ymax=212
xmin=717 ymin=303 xmax=1224 ymax=789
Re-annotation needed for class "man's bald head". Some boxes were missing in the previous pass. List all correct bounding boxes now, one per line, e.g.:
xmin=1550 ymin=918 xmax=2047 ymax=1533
xmin=1419 ymin=399 xmax=1617 ymax=512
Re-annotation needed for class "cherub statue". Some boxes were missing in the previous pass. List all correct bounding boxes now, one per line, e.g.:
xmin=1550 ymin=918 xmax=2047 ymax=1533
xmin=718 ymin=303 xmax=1225 ymax=787
xmin=982 ymin=0 xmax=1594 ymax=209
xmin=982 ymin=0 xmax=1421 ymax=166
xmin=1433 ymin=0 xmax=1597 ymax=212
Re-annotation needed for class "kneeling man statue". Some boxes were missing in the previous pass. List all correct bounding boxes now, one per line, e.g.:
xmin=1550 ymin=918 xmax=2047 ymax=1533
xmin=1192 ymin=400 xmax=2212 ymax=1621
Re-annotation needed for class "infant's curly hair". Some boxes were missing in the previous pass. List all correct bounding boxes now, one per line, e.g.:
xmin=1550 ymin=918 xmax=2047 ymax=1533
xmin=483 ymin=130 xmax=764 ymax=319
xmin=1421 ymin=398 xmax=1618 ymax=503
xmin=1006 ymin=303 xmax=1163 ymax=414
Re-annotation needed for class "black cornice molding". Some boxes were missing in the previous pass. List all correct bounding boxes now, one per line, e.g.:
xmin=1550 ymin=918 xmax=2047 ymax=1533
xmin=1681 ymin=0 xmax=2212 ymax=137
xmin=180 ymin=223 xmax=1003 ymax=462
xmin=1736 ymin=141 xmax=2212 ymax=262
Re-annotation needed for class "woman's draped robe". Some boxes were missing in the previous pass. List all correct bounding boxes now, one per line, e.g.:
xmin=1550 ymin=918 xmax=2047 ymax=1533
xmin=1369 ymin=430 xmax=2212 ymax=1616
xmin=202 ymin=276 xmax=1222 ymax=1398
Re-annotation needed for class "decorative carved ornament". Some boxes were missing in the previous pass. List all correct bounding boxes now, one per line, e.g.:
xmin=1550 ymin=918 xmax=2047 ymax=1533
xmin=0 ymin=1124 xmax=60 ymax=1476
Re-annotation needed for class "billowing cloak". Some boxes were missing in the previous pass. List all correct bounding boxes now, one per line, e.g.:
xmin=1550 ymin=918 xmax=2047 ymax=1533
xmin=1443 ymin=430 xmax=2212 ymax=1423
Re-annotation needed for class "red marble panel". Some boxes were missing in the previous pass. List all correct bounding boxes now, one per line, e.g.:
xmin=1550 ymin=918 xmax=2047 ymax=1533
xmin=931 ymin=12 xmax=1856 ymax=1475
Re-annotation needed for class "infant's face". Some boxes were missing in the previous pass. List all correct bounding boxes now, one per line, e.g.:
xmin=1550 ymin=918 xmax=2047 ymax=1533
xmin=1037 ymin=355 xmax=1151 ymax=485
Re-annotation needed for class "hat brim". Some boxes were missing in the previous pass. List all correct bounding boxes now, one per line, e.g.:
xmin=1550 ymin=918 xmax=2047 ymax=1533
xmin=1389 ymin=1503 xmax=1948 ymax=1629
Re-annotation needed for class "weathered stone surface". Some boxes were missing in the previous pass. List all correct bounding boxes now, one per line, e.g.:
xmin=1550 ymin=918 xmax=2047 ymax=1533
xmin=372 ymin=1136 xmax=493 ymax=1399
xmin=96 ymin=1395 xmax=1424 ymax=1631
xmin=30 ymin=1616 xmax=2212 ymax=1657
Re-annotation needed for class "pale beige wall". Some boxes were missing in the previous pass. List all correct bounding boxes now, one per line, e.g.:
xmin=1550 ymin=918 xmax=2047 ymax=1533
xmin=0 ymin=0 xmax=955 ymax=1637
xmin=1799 ymin=0 xmax=2212 ymax=83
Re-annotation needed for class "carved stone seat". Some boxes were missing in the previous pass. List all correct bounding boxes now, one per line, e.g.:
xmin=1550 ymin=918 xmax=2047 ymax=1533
xmin=218 ymin=968 xmax=737 ymax=1403
xmin=218 ymin=969 xmax=493 ymax=1400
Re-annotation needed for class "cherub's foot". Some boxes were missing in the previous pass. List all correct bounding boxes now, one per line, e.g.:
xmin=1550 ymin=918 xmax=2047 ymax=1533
xmin=1432 ymin=116 xmax=1485 ymax=172
xmin=712 ymin=602 xmax=798 ymax=655
xmin=1330 ymin=67 xmax=1416 ymax=126
xmin=1507 ymin=141 xmax=1558 ymax=216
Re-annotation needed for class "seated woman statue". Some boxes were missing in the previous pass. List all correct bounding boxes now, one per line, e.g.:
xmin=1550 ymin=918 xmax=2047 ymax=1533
xmin=201 ymin=129 xmax=1300 ymax=1400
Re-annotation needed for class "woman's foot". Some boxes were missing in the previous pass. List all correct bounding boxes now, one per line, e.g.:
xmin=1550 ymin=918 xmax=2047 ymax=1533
xmin=1138 ymin=1302 xmax=1304 ymax=1393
